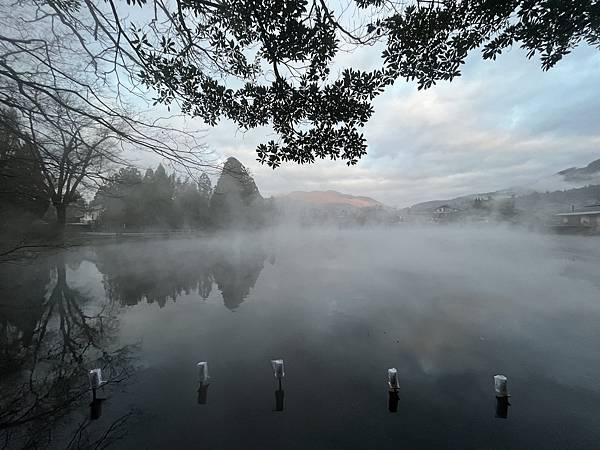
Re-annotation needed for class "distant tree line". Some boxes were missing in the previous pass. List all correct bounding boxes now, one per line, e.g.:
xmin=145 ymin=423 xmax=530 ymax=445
xmin=91 ymin=157 xmax=269 ymax=231
xmin=92 ymin=165 xmax=213 ymax=231
xmin=0 ymin=113 xmax=269 ymax=239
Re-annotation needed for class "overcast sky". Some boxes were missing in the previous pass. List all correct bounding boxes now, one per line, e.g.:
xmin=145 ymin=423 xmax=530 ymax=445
xmin=135 ymin=43 xmax=600 ymax=208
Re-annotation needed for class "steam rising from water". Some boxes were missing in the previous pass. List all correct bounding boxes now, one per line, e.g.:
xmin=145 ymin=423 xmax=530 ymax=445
xmin=4 ymin=225 xmax=600 ymax=448
xmin=67 ymin=225 xmax=600 ymax=390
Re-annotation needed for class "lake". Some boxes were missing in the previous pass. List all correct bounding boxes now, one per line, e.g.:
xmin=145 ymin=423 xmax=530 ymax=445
xmin=2 ymin=226 xmax=600 ymax=449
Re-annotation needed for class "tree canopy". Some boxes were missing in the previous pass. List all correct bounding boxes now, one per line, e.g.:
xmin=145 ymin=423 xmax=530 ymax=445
xmin=2 ymin=0 xmax=598 ymax=169
xmin=93 ymin=164 xmax=213 ymax=230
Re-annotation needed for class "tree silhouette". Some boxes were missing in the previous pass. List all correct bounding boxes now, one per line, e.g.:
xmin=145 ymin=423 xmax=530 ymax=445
xmin=210 ymin=157 xmax=266 ymax=229
xmin=0 ymin=102 xmax=129 ymax=232
xmin=0 ymin=109 xmax=48 ymax=234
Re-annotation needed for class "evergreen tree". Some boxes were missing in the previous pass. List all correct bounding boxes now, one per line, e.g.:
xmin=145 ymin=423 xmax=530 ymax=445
xmin=137 ymin=164 xmax=176 ymax=229
xmin=93 ymin=167 xmax=144 ymax=230
xmin=94 ymin=166 xmax=214 ymax=231
xmin=173 ymin=178 xmax=207 ymax=229
xmin=0 ymin=109 xmax=48 ymax=234
xmin=210 ymin=158 xmax=265 ymax=229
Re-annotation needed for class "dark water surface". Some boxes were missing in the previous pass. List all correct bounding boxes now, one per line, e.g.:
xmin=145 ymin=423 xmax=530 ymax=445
xmin=2 ymin=227 xmax=600 ymax=449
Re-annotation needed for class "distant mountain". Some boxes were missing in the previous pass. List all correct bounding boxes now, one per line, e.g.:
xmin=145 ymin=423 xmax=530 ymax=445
xmin=280 ymin=190 xmax=384 ymax=208
xmin=403 ymin=156 xmax=600 ymax=228
xmin=408 ymin=156 xmax=600 ymax=213
xmin=526 ymin=157 xmax=600 ymax=192
xmin=407 ymin=191 xmax=501 ymax=213
xmin=273 ymin=190 xmax=399 ymax=226
xmin=558 ymin=158 xmax=600 ymax=182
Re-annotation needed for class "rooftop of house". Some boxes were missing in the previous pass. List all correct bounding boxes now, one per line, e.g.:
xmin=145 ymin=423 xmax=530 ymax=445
xmin=556 ymin=211 xmax=600 ymax=217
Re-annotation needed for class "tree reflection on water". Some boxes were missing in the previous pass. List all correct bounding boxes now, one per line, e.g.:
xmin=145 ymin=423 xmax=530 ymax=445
xmin=95 ymin=238 xmax=267 ymax=310
xmin=0 ymin=237 xmax=267 ymax=448
xmin=0 ymin=253 xmax=138 ymax=449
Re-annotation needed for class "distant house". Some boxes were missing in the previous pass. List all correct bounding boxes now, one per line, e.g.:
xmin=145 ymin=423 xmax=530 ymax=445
xmin=555 ymin=210 xmax=600 ymax=232
xmin=433 ymin=204 xmax=460 ymax=223
xmin=82 ymin=205 xmax=102 ymax=224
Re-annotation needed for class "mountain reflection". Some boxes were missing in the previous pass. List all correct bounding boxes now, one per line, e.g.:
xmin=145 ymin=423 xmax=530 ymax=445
xmin=94 ymin=238 xmax=267 ymax=310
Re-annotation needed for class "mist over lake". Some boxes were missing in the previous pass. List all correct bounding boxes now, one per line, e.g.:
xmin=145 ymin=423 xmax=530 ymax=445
xmin=2 ymin=226 xmax=600 ymax=449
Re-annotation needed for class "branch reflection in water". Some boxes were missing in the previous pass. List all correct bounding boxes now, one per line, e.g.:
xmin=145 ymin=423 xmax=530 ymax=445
xmin=0 ymin=236 xmax=268 ymax=447
xmin=0 ymin=251 xmax=139 ymax=448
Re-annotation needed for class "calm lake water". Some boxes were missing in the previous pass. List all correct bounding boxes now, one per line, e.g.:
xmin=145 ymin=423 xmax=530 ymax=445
xmin=2 ymin=227 xmax=600 ymax=449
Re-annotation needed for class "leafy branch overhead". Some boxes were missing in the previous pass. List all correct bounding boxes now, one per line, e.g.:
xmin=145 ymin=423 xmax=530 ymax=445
xmin=128 ymin=0 xmax=600 ymax=167
xmin=3 ymin=0 xmax=599 ymax=168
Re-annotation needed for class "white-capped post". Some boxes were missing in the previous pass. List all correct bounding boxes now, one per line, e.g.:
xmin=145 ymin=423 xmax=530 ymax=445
xmin=494 ymin=374 xmax=509 ymax=397
xmin=198 ymin=362 xmax=209 ymax=383
xmin=388 ymin=368 xmax=399 ymax=391
xmin=89 ymin=368 xmax=103 ymax=390
xmin=88 ymin=368 xmax=105 ymax=400
xmin=271 ymin=359 xmax=285 ymax=379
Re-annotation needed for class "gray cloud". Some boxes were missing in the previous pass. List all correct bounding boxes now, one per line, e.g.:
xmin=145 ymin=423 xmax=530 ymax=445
xmin=132 ymin=44 xmax=600 ymax=208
